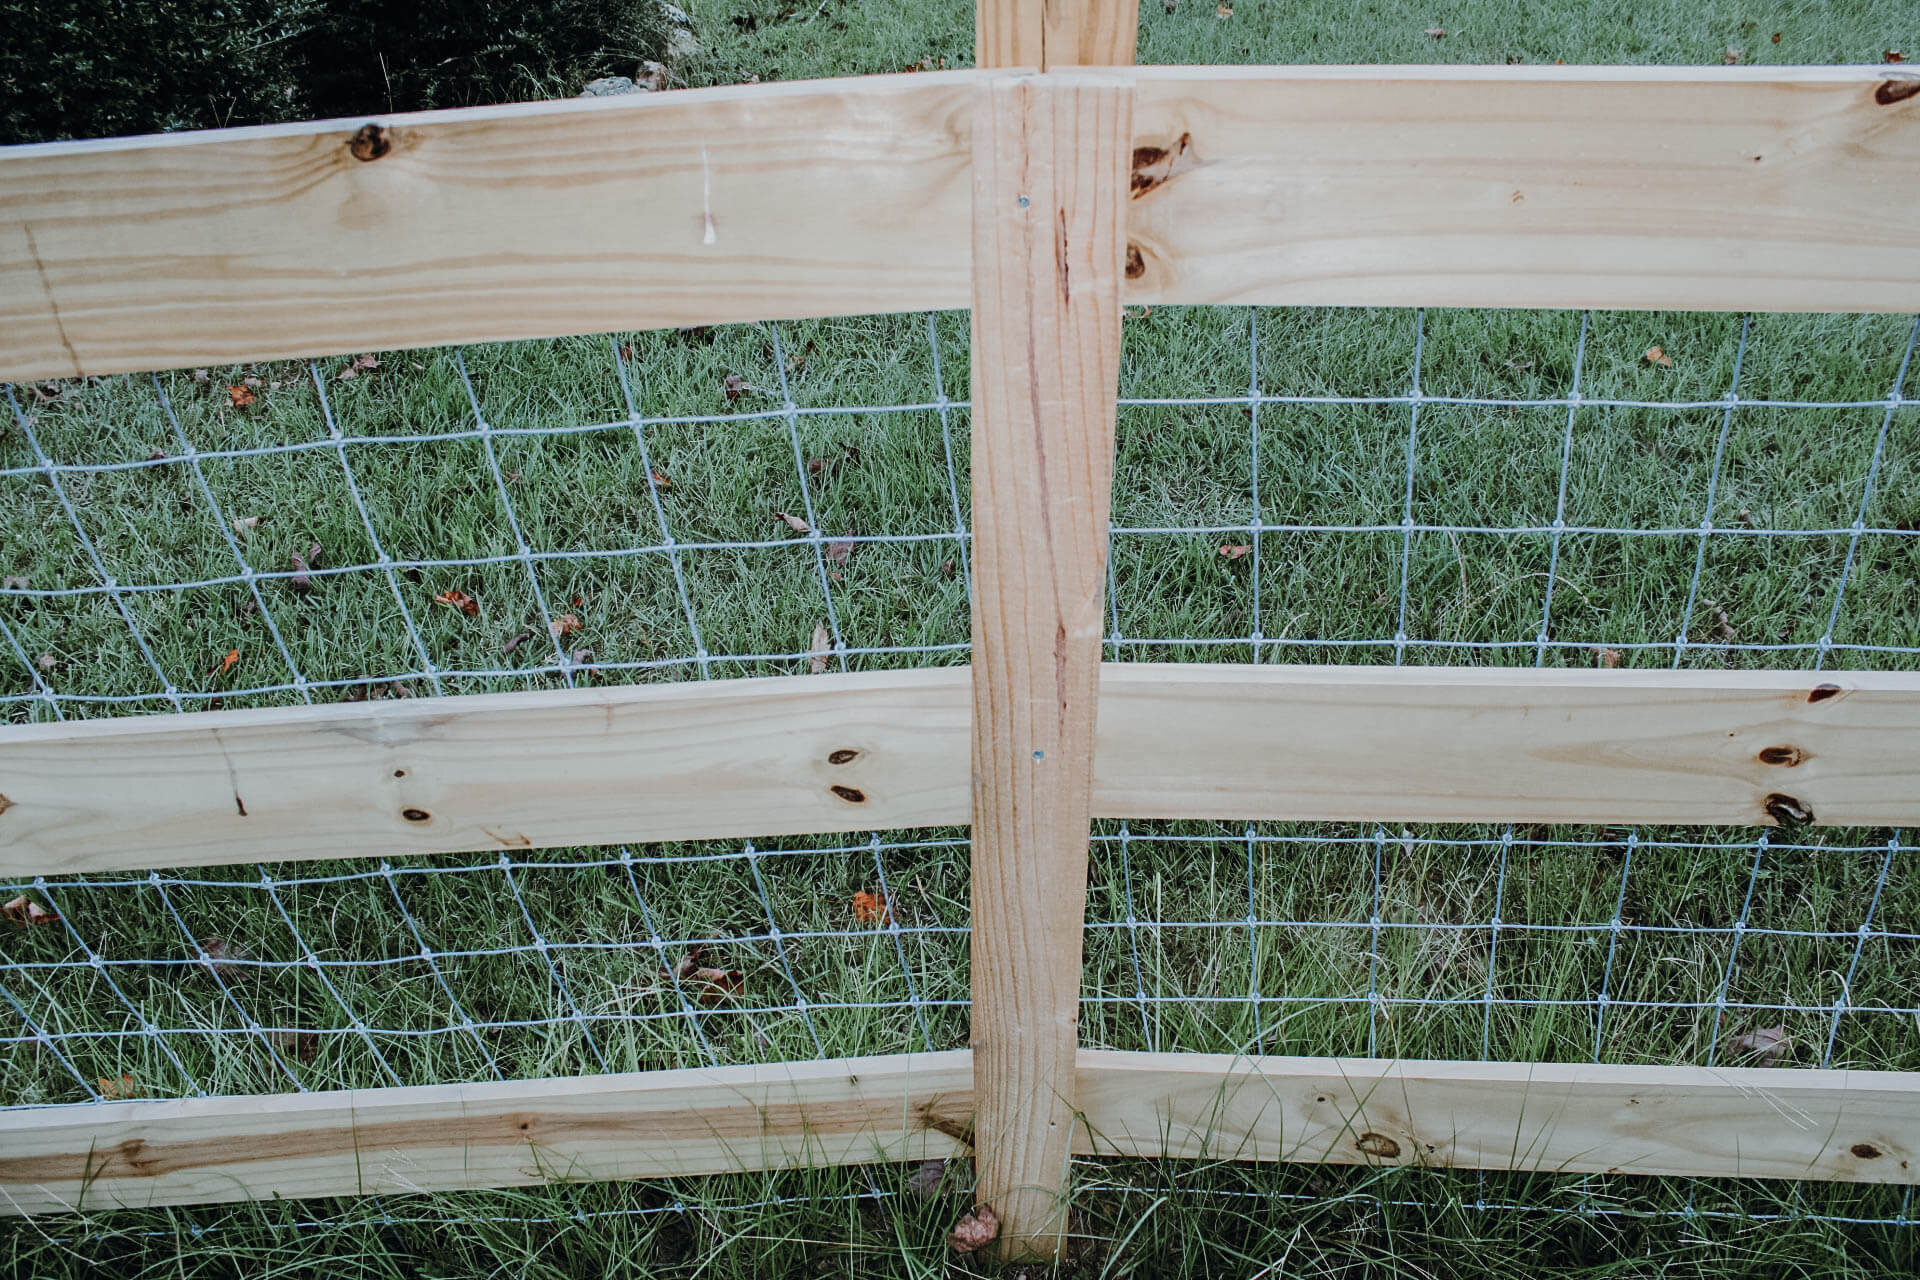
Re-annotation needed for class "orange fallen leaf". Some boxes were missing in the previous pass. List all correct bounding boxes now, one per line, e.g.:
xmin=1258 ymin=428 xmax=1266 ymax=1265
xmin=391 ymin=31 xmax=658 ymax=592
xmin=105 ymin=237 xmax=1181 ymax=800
xmin=435 ymin=589 xmax=479 ymax=617
xmin=852 ymin=890 xmax=891 ymax=925
xmin=1594 ymin=646 xmax=1622 ymax=669
xmin=1644 ymin=345 xmax=1674 ymax=368
xmin=227 ymin=384 xmax=257 ymax=409
xmin=214 ymin=648 xmax=240 ymax=678
xmin=1215 ymin=3 xmax=1231 ymax=16
xmin=3 ymin=895 xmax=60 ymax=927
xmin=1888 ymin=51 xmax=1908 ymax=63
xmin=98 ymin=1073 xmax=140 ymax=1100
xmin=1218 ymin=544 xmax=1253 ymax=560
xmin=650 ymin=470 xmax=671 ymax=489
xmin=549 ymin=613 xmax=582 ymax=639
xmin=775 ymin=511 xmax=811 ymax=535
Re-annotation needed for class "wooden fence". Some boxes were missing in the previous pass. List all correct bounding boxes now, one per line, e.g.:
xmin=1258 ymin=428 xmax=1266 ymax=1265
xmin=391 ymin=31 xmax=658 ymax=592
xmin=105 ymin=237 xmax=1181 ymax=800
xmin=4 ymin=0 xmax=1920 ymax=1261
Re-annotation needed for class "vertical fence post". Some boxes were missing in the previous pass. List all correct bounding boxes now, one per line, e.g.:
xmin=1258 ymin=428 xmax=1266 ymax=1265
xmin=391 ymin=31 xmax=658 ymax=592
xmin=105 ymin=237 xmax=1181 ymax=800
xmin=966 ymin=70 xmax=1131 ymax=1262
xmin=977 ymin=0 xmax=1138 ymax=71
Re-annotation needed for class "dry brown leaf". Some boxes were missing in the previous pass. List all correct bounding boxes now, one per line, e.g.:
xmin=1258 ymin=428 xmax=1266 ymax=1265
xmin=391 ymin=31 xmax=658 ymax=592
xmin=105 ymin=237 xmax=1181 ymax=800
xmin=232 ymin=515 xmax=262 ymax=535
xmin=501 ymin=630 xmax=534 ymax=656
xmin=98 ymin=1072 xmax=140 ymax=1100
xmin=36 ymin=653 xmax=56 ymax=672
xmin=825 ymin=539 xmax=854 ymax=563
xmin=31 ymin=382 xmax=65 ymax=404
xmin=651 ymin=469 xmax=671 ymax=489
xmin=191 ymin=369 xmax=211 ymax=384
xmin=670 ymin=951 xmax=744 ymax=1004
xmin=940 ymin=559 xmax=956 ymax=579
xmin=335 ymin=354 xmax=381 ymax=381
xmin=852 ymin=890 xmax=891 ymax=925
xmin=436 ymin=590 xmax=480 ymax=617
xmin=1425 ymin=26 xmax=1447 ymax=38
xmin=775 ymin=511 xmax=811 ymax=535
xmin=1 ymin=575 xmax=27 ymax=590
xmin=227 ymin=384 xmax=257 ymax=408
xmin=1888 ymin=50 xmax=1908 ymax=63
xmin=808 ymin=622 xmax=832 ymax=675
xmin=548 ymin=613 xmax=582 ymax=639
xmin=908 ymin=1158 xmax=953 ymax=1200
xmin=948 ymin=1204 xmax=1000 ymax=1254
xmin=723 ymin=373 xmax=751 ymax=401
xmin=1213 ymin=2 xmax=1230 ymax=15
xmin=1724 ymin=47 xmax=1742 ymax=64
xmin=1644 ymin=345 xmax=1674 ymax=368
xmin=199 ymin=936 xmax=251 ymax=970
xmin=1594 ymin=646 xmax=1622 ymax=669
xmin=270 ymin=1029 xmax=320 ymax=1062
xmin=289 ymin=547 xmax=314 ymax=595
xmin=3 ymin=895 xmax=60 ymax=928
xmin=1726 ymin=1025 xmax=1790 ymax=1067
xmin=1218 ymin=544 xmax=1252 ymax=560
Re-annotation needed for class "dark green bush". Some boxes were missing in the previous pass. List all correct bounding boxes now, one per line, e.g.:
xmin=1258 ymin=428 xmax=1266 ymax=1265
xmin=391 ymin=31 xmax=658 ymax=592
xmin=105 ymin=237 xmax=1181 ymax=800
xmin=0 ymin=0 xmax=667 ymax=145
xmin=295 ymin=0 xmax=668 ymax=120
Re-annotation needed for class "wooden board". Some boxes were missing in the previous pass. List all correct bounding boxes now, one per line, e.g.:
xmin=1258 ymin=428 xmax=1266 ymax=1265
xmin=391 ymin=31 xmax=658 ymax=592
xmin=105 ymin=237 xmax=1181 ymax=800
xmin=0 ymin=73 xmax=973 ymax=381
xmin=1093 ymin=663 xmax=1920 ymax=829
xmin=7 ymin=1048 xmax=1915 ymax=1214
xmin=965 ymin=73 xmax=1130 ymax=1260
xmin=1128 ymin=64 xmax=1920 ymax=312
xmin=7 ymin=65 xmax=1918 ymax=382
xmin=8 ymin=664 xmax=1920 ymax=880
xmin=976 ymin=0 xmax=1138 ymax=70
xmin=0 ymin=1051 xmax=974 ymax=1215
xmin=1074 ymin=1051 xmax=1920 ymax=1184
xmin=0 ymin=669 xmax=972 ymax=878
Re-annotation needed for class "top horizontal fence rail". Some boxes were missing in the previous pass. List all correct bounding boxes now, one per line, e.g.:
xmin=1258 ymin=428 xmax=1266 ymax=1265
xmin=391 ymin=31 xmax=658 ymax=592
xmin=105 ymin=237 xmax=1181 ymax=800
xmin=2 ymin=65 xmax=1918 ymax=381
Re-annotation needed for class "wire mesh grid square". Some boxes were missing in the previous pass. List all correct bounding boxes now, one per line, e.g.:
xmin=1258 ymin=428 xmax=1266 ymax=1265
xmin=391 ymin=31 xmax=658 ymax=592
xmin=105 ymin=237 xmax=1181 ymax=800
xmin=4 ymin=306 xmax=1919 ymax=1234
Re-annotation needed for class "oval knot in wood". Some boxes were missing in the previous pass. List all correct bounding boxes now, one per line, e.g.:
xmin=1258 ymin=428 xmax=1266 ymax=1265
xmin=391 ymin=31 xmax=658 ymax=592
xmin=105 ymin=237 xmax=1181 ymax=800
xmin=1756 ymin=745 xmax=1803 ymax=767
xmin=1354 ymin=1132 xmax=1401 ymax=1159
xmin=348 ymin=123 xmax=391 ymax=161
xmin=1852 ymin=1142 xmax=1883 ymax=1159
xmin=828 ymin=784 xmax=866 ymax=804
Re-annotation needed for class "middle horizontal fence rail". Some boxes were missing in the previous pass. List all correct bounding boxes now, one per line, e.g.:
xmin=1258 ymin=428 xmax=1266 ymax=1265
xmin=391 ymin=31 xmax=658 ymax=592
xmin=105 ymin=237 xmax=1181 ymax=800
xmin=4 ymin=66 xmax=1918 ymax=381
xmin=7 ymin=665 xmax=1920 ymax=878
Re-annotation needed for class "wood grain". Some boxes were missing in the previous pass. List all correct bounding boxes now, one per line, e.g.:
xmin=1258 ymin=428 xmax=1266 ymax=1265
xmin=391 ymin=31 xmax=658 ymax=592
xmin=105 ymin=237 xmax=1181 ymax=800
xmin=0 ymin=1052 xmax=974 ymax=1215
xmin=1075 ymin=1051 xmax=1920 ymax=1185
xmin=0 ymin=73 xmax=973 ymax=381
xmin=0 ymin=669 xmax=971 ymax=878
xmin=1094 ymin=663 xmax=1920 ymax=828
xmin=8 ymin=664 xmax=1920 ymax=879
xmin=976 ymin=0 xmax=1139 ymax=71
xmin=966 ymin=73 xmax=1130 ymax=1261
xmin=7 ymin=1048 xmax=1913 ymax=1215
xmin=1128 ymin=64 xmax=1920 ymax=311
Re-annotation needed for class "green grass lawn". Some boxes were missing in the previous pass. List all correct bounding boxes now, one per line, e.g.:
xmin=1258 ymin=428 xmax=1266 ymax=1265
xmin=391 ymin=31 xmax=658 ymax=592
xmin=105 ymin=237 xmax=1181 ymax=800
xmin=6 ymin=2 xmax=1920 ymax=1276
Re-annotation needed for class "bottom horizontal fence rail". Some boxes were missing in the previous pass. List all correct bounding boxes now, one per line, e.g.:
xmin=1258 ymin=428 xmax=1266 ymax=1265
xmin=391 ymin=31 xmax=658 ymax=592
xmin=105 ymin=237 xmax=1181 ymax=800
xmin=4 ymin=1051 xmax=1915 ymax=1214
